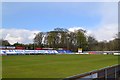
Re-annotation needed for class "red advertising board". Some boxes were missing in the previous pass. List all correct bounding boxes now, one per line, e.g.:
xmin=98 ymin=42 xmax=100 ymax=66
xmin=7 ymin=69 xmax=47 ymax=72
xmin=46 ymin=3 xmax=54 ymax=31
xmin=15 ymin=46 xmax=25 ymax=50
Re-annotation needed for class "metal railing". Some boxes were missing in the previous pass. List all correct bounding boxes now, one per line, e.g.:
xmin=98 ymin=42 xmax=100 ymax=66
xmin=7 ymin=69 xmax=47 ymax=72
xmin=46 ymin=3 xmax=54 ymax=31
xmin=64 ymin=64 xmax=120 ymax=80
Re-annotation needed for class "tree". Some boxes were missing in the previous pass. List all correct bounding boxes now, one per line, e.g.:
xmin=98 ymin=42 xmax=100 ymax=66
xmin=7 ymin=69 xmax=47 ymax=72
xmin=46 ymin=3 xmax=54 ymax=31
xmin=24 ymin=44 xmax=34 ymax=50
xmin=54 ymin=28 xmax=68 ymax=48
xmin=87 ymin=36 xmax=98 ymax=50
xmin=13 ymin=42 xmax=23 ymax=46
xmin=109 ymin=38 xmax=120 ymax=51
xmin=34 ymin=32 xmax=44 ymax=47
xmin=33 ymin=28 xmax=88 ymax=51
xmin=67 ymin=31 xmax=77 ymax=51
xmin=76 ymin=29 xmax=88 ymax=50
xmin=47 ymin=31 xmax=59 ymax=48
xmin=0 ymin=39 xmax=10 ymax=46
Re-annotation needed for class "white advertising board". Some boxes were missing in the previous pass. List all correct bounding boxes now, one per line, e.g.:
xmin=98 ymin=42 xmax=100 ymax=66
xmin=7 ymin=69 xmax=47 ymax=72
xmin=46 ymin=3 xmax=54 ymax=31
xmin=0 ymin=50 xmax=58 ymax=54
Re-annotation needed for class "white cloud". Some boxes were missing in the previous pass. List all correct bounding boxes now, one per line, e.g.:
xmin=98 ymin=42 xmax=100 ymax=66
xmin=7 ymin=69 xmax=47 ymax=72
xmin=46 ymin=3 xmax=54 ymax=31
xmin=68 ymin=27 xmax=93 ymax=37
xmin=1 ymin=2 xmax=118 ymax=44
xmin=92 ymin=24 xmax=118 ymax=41
xmin=1 ymin=25 xmax=117 ymax=45
xmin=68 ymin=3 xmax=118 ymax=42
xmin=68 ymin=24 xmax=117 ymax=42
xmin=0 ymin=28 xmax=40 ymax=44
xmin=93 ymin=2 xmax=118 ymax=41
xmin=68 ymin=27 xmax=85 ymax=32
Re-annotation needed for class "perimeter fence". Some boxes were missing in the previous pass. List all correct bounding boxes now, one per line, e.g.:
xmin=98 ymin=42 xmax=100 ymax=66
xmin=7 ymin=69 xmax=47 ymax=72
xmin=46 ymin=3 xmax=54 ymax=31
xmin=64 ymin=64 xmax=120 ymax=80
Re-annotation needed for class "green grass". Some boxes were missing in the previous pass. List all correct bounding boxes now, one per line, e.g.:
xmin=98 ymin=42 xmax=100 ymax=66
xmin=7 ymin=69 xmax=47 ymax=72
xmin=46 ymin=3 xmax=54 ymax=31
xmin=2 ymin=54 xmax=118 ymax=78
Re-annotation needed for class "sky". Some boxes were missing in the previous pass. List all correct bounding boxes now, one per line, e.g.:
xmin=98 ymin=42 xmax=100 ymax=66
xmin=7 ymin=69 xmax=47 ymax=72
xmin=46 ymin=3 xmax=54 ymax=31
xmin=1 ymin=2 xmax=118 ymax=44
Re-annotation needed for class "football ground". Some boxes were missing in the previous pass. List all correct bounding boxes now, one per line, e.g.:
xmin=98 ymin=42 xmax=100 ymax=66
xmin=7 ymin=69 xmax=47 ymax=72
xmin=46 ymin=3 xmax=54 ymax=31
xmin=2 ymin=54 xmax=118 ymax=78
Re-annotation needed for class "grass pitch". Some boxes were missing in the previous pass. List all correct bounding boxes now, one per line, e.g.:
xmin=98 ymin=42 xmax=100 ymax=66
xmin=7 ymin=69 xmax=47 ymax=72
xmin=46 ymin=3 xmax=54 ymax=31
xmin=2 ymin=54 xmax=118 ymax=78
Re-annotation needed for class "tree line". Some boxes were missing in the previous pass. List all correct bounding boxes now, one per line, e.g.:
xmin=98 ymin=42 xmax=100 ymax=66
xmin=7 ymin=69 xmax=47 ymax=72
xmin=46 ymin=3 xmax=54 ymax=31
xmin=1 ymin=28 xmax=120 ymax=51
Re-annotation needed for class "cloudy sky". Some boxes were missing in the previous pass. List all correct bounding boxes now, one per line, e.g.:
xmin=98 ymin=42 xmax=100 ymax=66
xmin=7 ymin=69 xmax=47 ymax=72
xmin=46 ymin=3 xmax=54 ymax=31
xmin=1 ymin=1 xmax=118 ymax=44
